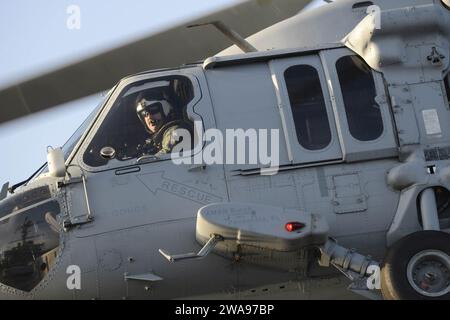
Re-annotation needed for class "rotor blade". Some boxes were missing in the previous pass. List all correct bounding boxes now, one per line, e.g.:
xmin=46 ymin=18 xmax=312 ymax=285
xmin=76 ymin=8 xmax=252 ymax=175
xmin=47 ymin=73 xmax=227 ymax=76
xmin=0 ymin=0 xmax=312 ymax=124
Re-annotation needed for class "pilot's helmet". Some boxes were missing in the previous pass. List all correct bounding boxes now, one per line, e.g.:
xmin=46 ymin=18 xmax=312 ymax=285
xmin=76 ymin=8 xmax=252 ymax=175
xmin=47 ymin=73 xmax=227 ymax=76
xmin=136 ymin=98 xmax=173 ymax=133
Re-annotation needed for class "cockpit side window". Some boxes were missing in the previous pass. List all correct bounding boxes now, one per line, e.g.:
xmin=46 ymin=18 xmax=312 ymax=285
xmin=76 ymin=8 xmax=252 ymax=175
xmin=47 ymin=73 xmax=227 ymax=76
xmin=336 ymin=55 xmax=383 ymax=142
xmin=83 ymin=76 xmax=195 ymax=167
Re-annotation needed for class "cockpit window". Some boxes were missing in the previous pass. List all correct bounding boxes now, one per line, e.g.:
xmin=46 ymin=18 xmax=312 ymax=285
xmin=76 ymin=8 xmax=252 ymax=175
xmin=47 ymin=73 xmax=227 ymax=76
xmin=83 ymin=76 xmax=194 ymax=167
xmin=0 ymin=186 xmax=51 ymax=220
xmin=33 ymin=91 xmax=111 ymax=179
xmin=62 ymin=92 xmax=110 ymax=160
xmin=0 ymin=201 xmax=60 ymax=292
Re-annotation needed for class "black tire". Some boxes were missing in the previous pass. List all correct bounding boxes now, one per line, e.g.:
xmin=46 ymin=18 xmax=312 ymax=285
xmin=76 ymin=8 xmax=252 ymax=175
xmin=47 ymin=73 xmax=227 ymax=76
xmin=381 ymin=231 xmax=450 ymax=300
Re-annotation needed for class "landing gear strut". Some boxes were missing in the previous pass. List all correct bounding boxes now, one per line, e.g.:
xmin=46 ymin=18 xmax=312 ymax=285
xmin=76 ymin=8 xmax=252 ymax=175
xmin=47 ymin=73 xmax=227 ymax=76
xmin=319 ymin=239 xmax=382 ymax=300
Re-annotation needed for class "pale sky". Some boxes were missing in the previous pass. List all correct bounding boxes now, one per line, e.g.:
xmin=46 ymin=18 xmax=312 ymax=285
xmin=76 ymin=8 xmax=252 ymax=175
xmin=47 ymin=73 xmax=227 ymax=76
xmin=0 ymin=0 xmax=323 ymax=185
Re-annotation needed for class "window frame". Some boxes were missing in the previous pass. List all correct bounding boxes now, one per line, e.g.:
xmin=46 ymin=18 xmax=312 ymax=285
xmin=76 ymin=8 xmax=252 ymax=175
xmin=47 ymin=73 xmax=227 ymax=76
xmin=283 ymin=64 xmax=333 ymax=151
xmin=335 ymin=55 xmax=384 ymax=142
xmin=269 ymin=55 xmax=343 ymax=165
xmin=443 ymin=72 xmax=450 ymax=107
xmin=76 ymin=70 xmax=204 ymax=172
xmin=320 ymin=48 xmax=398 ymax=162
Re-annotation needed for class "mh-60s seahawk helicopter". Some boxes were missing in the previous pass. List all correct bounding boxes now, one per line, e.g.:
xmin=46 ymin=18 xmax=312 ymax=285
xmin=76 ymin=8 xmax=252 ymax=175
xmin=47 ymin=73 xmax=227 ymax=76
xmin=1 ymin=0 xmax=450 ymax=300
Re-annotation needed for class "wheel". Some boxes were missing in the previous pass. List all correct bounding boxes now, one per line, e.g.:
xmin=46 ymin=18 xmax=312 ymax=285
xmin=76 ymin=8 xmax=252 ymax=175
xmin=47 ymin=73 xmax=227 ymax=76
xmin=381 ymin=231 xmax=450 ymax=300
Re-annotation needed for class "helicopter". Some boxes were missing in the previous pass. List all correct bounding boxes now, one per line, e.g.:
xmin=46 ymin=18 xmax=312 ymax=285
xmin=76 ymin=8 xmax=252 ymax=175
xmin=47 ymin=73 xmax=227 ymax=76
xmin=0 ymin=0 xmax=450 ymax=300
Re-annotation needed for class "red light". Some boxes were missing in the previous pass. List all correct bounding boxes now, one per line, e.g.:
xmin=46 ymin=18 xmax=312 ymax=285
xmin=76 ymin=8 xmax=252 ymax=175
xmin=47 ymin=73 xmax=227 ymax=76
xmin=285 ymin=222 xmax=305 ymax=232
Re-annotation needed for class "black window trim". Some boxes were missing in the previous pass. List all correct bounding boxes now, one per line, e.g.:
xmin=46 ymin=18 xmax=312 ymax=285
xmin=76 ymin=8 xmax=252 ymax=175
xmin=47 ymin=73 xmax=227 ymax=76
xmin=283 ymin=64 xmax=335 ymax=153
xmin=335 ymin=55 xmax=385 ymax=143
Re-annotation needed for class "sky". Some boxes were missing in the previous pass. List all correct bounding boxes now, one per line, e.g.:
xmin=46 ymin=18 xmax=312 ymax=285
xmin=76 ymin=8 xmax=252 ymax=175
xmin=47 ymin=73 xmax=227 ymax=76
xmin=0 ymin=0 xmax=323 ymax=185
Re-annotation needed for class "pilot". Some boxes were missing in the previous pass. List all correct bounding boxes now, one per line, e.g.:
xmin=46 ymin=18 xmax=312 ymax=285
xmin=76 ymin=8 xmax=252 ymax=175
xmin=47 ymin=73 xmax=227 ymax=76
xmin=136 ymin=96 xmax=193 ymax=156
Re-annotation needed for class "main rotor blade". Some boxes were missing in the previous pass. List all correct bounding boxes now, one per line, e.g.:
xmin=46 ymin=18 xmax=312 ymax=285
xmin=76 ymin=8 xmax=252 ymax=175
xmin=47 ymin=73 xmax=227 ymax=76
xmin=0 ymin=0 xmax=312 ymax=124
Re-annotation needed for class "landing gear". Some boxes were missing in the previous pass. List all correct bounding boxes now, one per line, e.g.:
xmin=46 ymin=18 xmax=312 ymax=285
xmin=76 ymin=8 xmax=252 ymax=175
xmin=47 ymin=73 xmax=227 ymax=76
xmin=381 ymin=231 xmax=450 ymax=300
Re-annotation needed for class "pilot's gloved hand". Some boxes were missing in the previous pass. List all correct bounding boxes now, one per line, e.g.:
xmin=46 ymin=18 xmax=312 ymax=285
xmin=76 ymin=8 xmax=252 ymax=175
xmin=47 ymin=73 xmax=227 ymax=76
xmin=136 ymin=138 xmax=158 ymax=156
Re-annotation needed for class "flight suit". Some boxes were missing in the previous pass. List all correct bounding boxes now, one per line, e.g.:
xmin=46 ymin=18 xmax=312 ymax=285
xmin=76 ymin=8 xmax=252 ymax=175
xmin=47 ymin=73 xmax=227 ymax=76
xmin=142 ymin=119 xmax=193 ymax=156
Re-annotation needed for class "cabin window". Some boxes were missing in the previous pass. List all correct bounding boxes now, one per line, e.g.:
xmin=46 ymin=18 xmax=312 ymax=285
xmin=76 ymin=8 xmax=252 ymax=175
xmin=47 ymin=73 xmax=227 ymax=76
xmin=336 ymin=55 xmax=383 ymax=141
xmin=284 ymin=65 xmax=332 ymax=150
xmin=83 ymin=76 xmax=195 ymax=167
